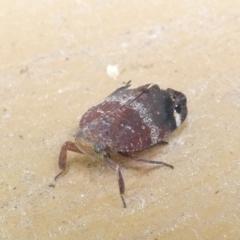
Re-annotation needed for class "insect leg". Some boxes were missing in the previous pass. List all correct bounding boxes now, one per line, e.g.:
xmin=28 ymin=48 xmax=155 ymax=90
xmin=103 ymin=153 xmax=127 ymax=208
xmin=55 ymin=141 xmax=83 ymax=181
xmin=119 ymin=153 xmax=174 ymax=169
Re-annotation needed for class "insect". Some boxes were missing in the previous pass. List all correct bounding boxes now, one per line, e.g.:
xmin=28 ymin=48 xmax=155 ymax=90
xmin=55 ymin=81 xmax=188 ymax=207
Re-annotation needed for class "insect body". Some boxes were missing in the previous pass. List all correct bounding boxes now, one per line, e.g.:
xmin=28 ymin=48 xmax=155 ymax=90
xmin=55 ymin=81 xmax=188 ymax=207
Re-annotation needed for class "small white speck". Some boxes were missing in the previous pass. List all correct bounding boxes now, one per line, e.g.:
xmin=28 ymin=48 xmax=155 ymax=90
xmin=97 ymin=109 xmax=104 ymax=114
xmin=106 ymin=65 xmax=119 ymax=80
xmin=121 ymin=43 xmax=128 ymax=48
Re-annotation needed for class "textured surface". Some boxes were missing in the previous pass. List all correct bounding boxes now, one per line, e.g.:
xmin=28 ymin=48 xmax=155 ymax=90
xmin=1 ymin=1 xmax=240 ymax=239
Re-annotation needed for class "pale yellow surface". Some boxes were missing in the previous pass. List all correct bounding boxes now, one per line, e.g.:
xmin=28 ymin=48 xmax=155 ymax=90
xmin=1 ymin=1 xmax=240 ymax=239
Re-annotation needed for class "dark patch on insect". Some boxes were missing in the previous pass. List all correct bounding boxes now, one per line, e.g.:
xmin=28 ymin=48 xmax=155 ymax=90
xmin=55 ymin=81 xmax=188 ymax=207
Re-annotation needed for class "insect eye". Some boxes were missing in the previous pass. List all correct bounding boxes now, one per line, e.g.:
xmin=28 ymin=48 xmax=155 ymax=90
xmin=174 ymin=104 xmax=181 ymax=114
xmin=94 ymin=142 xmax=105 ymax=153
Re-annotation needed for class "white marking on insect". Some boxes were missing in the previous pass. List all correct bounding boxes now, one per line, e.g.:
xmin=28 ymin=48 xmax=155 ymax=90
xmin=97 ymin=109 xmax=105 ymax=114
xmin=147 ymin=84 xmax=154 ymax=89
xmin=106 ymin=92 xmax=135 ymax=106
xmin=150 ymin=127 xmax=159 ymax=144
xmin=174 ymin=109 xmax=182 ymax=127
xmin=130 ymin=101 xmax=159 ymax=144
xmin=139 ymin=137 xmax=143 ymax=147
xmin=125 ymin=125 xmax=132 ymax=130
